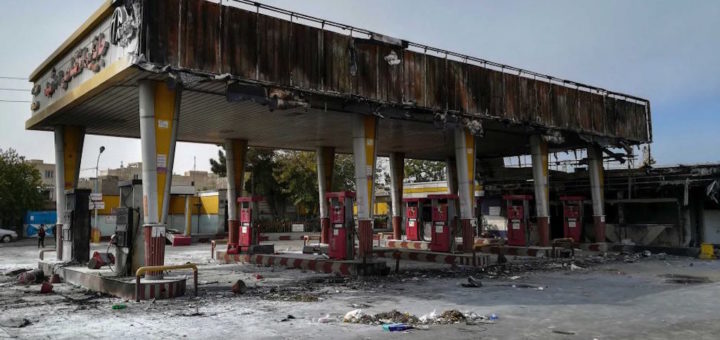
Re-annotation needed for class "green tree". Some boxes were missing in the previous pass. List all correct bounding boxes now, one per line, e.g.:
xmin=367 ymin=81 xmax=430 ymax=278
xmin=404 ymin=159 xmax=446 ymax=183
xmin=332 ymin=154 xmax=355 ymax=191
xmin=274 ymin=151 xmax=318 ymax=214
xmin=246 ymin=148 xmax=286 ymax=216
xmin=0 ymin=149 xmax=46 ymax=230
xmin=209 ymin=148 xmax=226 ymax=177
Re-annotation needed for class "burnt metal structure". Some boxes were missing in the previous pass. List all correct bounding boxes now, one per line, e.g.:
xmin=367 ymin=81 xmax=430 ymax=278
xmin=26 ymin=0 xmax=651 ymax=266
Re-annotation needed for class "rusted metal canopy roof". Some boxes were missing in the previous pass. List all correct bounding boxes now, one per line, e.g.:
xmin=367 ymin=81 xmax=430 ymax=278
xmin=26 ymin=0 xmax=652 ymax=160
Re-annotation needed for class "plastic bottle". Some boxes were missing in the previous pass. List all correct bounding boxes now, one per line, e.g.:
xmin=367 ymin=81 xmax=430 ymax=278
xmin=489 ymin=313 xmax=498 ymax=321
xmin=382 ymin=323 xmax=411 ymax=332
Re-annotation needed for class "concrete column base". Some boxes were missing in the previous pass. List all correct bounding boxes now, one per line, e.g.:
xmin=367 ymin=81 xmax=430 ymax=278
xmin=461 ymin=219 xmax=474 ymax=252
xmin=392 ymin=216 xmax=402 ymax=240
xmin=537 ymin=216 xmax=550 ymax=247
xmin=357 ymin=220 xmax=373 ymax=259
xmin=594 ymin=215 xmax=606 ymax=243
xmin=320 ymin=217 xmax=330 ymax=244
xmin=143 ymin=225 xmax=166 ymax=279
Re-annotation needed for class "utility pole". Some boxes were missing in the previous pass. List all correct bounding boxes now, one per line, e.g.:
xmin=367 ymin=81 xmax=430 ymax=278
xmin=94 ymin=146 xmax=106 ymax=236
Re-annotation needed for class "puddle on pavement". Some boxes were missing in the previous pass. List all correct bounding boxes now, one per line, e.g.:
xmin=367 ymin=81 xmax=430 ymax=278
xmin=659 ymin=274 xmax=712 ymax=284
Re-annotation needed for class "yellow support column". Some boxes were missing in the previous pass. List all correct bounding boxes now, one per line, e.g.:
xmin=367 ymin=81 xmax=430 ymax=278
xmin=138 ymin=80 xmax=180 ymax=279
xmin=54 ymin=125 xmax=85 ymax=261
xmin=353 ymin=115 xmax=378 ymax=259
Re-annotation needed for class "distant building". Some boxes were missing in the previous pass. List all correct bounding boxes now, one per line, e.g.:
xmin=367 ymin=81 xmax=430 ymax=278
xmin=100 ymin=162 xmax=219 ymax=190
xmin=26 ymin=159 xmax=56 ymax=204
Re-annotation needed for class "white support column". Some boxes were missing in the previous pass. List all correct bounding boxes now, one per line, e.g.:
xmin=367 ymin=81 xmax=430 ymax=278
xmin=139 ymin=81 xmax=159 ymax=226
xmin=454 ymin=129 xmax=475 ymax=220
xmin=224 ymin=139 xmax=247 ymax=249
xmin=588 ymin=145 xmax=606 ymax=243
xmin=184 ymin=195 xmax=192 ymax=236
xmin=53 ymin=127 xmax=66 ymax=261
xmin=138 ymin=80 xmax=179 ymax=278
xmin=389 ymin=152 xmax=405 ymax=240
xmin=225 ymin=140 xmax=237 ymax=224
xmin=530 ymin=134 xmax=550 ymax=246
xmin=316 ymin=147 xmax=334 ymax=244
xmin=454 ymin=128 xmax=476 ymax=252
xmin=353 ymin=115 xmax=378 ymax=258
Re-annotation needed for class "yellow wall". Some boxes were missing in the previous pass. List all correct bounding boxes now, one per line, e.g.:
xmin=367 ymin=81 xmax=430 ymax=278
xmin=97 ymin=195 xmax=119 ymax=215
xmin=96 ymin=193 xmax=220 ymax=215
xmin=199 ymin=195 xmax=219 ymax=214
xmin=353 ymin=202 xmax=389 ymax=216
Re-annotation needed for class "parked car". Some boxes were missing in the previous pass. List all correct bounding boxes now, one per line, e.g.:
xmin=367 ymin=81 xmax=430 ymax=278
xmin=0 ymin=228 xmax=19 ymax=243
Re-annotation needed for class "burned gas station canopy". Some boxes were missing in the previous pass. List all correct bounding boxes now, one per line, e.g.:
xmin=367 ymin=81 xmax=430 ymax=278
xmin=26 ymin=0 xmax=651 ymax=160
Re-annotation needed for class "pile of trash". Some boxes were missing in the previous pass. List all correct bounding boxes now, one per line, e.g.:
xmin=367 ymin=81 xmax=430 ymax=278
xmin=342 ymin=309 xmax=496 ymax=326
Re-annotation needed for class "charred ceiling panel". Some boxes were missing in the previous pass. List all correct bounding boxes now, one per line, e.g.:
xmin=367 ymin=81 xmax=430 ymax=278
xmin=139 ymin=0 xmax=651 ymax=144
xmin=323 ymin=31 xmax=352 ymax=94
xmin=503 ymin=73 xmax=519 ymax=122
xmin=354 ymin=41 xmax=379 ymax=98
xmin=290 ymin=21 xmax=322 ymax=90
xmin=257 ymin=14 xmax=291 ymax=85
xmin=143 ymin=0 xmax=180 ymax=66
xmin=221 ymin=7 xmax=257 ymax=79
xmin=402 ymin=52 xmax=424 ymax=106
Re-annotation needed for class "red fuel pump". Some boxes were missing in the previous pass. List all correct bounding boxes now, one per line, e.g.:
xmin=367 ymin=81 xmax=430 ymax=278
xmin=427 ymin=194 xmax=458 ymax=252
xmin=503 ymin=195 xmax=533 ymax=246
xmin=326 ymin=191 xmax=356 ymax=260
xmin=560 ymin=196 xmax=584 ymax=243
xmin=235 ymin=196 xmax=274 ymax=254
xmin=403 ymin=198 xmax=427 ymax=241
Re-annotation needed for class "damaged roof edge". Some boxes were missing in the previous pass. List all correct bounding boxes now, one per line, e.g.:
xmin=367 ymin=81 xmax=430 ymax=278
xmin=227 ymin=0 xmax=650 ymax=107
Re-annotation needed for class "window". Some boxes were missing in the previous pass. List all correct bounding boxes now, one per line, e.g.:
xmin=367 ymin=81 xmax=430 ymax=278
xmin=45 ymin=170 xmax=54 ymax=179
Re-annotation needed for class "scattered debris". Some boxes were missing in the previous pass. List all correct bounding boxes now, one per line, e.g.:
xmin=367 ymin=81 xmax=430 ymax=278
xmin=436 ymin=310 xmax=466 ymax=324
xmin=375 ymin=310 xmax=419 ymax=324
xmin=231 ymin=279 xmax=247 ymax=295
xmin=4 ymin=268 xmax=31 ymax=276
xmin=343 ymin=309 xmax=373 ymax=324
xmin=318 ymin=314 xmax=334 ymax=323
xmin=16 ymin=269 xmax=44 ymax=285
xmin=552 ymin=329 xmax=577 ymax=335
xmin=343 ymin=308 xmax=489 ymax=327
xmin=255 ymin=274 xmax=263 ymax=280
xmin=40 ymin=281 xmax=53 ymax=294
xmin=263 ymin=291 xmax=319 ymax=302
xmin=660 ymin=274 xmax=711 ymax=285
xmin=0 ymin=318 xmax=32 ymax=328
xmin=280 ymin=315 xmax=295 ymax=322
xmin=112 ymin=304 xmax=127 ymax=310
xmin=350 ymin=303 xmax=371 ymax=308
xmin=461 ymin=276 xmax=483 ymax=288
xmin=419 ymin=310 xmax=437 ymax=324
xmin=643 ymin=250 xmax=652 ymax=257
xmin=570 ymin=264 xmax=584 ymax=271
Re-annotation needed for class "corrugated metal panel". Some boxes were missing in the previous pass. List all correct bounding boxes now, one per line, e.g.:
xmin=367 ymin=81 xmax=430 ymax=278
xmin=141 ymin=0 xmax=651 ymax=143
xmin=221 ymin=6 xmax=257 ymax=79
xmin=257 ymin=13 xmax=291 ymax=85
xmin=402 ymin=51 xmax=424 ymax=105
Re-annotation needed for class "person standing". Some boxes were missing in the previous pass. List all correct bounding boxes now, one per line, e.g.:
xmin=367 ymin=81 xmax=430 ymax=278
xmin=37 ymin=224 xmax=46 ymax=248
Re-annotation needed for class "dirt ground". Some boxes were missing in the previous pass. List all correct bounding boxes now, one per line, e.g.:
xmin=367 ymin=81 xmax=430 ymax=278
xmin=2 ymin=239 xmax=720 ymax=339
